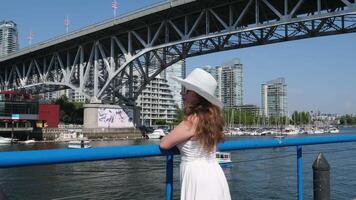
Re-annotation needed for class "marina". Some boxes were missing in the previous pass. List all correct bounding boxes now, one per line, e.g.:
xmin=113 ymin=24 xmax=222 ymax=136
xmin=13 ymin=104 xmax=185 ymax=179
xmin=224 ymin=126 xmax=340 ymax=136
xmin=0 ymin=128 xmax=355 ymax=199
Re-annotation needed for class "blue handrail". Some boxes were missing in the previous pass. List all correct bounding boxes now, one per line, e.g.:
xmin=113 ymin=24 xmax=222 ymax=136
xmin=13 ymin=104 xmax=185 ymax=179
xmin=1 ymin=135 xmax=356 ymax=200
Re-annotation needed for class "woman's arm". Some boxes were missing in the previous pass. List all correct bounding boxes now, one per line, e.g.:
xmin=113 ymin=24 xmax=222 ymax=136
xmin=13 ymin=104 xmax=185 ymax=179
xmin=159 ymin=118 xmax=196 ymax=149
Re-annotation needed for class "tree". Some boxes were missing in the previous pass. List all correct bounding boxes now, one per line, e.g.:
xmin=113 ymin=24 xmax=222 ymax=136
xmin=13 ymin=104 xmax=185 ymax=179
xmin=291 ymin=111 xmax=312 ymax=125
xmin=173 ymin=105 xmax=184 ymax=125
xmin=155 ymin=119 xmax=167 ymax=125
xmin=54 ymin=95 xmax=84 ymax=124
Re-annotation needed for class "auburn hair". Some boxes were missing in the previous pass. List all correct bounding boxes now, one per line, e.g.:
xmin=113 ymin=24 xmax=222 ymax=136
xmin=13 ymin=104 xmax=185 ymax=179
xmin=184 ymin=94 xmax=225 ymax=152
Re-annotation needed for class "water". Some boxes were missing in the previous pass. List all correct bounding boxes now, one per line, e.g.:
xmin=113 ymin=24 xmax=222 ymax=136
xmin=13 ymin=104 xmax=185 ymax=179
xmin=1 ymin=128 xmax=356 ymax=200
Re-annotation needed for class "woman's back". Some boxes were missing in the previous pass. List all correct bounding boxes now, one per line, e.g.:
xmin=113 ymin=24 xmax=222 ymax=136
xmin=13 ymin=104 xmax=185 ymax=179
xmin=177 ymin=140 xmax=215 ymax=163
xmin=177 ymin=140 xmax=231 ymax=200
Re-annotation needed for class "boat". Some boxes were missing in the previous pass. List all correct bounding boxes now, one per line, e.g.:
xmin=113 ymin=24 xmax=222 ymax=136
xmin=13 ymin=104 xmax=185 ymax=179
xmin=216 ymin=152 xmax=232 ymax=164
xmin=19 ymin=139 xmax=36 ymax=144
xmin=313 ymin=128 xmax=324 ymax=134
xmin=282 ymin=125 xmax=299 ymax=135
xmin=328 ymin=127 xmax=340 ymax=133
xmin=0 ymin=137 xmax=12 ymax=144
xmin=273 ymin=135 xmax=285 ymax=139
xmin=146 ymin=129 xmax=166 ymax=139
xmin=227 ymin=128 xmax=244 ymax=136
xmin=68 ymin=140 xmax=91 ymax=149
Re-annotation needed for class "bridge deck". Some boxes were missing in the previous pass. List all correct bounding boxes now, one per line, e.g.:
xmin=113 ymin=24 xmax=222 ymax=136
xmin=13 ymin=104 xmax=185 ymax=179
xmin=0 ymin=0 xmax=196 ymax=63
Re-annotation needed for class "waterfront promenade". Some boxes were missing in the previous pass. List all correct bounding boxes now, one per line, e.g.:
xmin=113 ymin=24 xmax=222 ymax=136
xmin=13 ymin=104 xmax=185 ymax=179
xmin=0 ymin=128 xmax=356 ymax=199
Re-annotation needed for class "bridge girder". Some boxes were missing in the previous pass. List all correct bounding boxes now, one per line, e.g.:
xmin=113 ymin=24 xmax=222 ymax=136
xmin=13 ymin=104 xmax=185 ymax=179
xmin=0 ymin=0 xmax=356 ymax=105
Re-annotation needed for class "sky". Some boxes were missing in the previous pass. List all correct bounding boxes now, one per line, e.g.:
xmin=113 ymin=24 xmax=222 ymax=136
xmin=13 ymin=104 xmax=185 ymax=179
xmin=1 ymin=0 xmax=355 ymax=115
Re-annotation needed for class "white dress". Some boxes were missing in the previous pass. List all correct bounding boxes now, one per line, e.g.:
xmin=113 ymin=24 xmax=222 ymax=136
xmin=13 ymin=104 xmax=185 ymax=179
xmin=177 ymin=140 xmax=231 ymax=200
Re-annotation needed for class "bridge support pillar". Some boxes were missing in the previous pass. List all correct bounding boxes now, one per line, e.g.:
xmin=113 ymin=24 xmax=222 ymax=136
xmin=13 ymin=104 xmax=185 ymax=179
xmin=83 ymin=103 xmax=142 ymax=139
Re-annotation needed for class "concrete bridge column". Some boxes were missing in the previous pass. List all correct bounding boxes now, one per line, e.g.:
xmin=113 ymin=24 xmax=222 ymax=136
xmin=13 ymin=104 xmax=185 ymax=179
xmin=83 ymin=102 xmax=142 ymax=139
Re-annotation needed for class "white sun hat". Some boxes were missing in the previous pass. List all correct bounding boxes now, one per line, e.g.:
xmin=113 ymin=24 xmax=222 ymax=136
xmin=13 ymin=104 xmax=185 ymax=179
xmin=171 ymin=68 xmax=223 ymax=108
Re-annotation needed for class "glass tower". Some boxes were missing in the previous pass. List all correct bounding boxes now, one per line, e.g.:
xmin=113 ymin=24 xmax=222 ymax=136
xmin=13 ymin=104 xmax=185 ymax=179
xmin=203 ymin=58 xmax=243 ymax=108
xmin=0 ymin=21 xmax=19 ymax=57
xmin=261 ymin=78 xmax=288 ymax=117
xmin=164 ymin=60 xmax=186 ymax=108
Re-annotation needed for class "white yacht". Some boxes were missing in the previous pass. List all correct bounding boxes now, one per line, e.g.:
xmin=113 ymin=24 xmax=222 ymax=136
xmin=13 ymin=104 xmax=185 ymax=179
xmin=225 ymin=128 xmax=244 ymax=136
xmin=313 ymin=128 xmax=325 ymax=134
xmin=68 ymin=140 xmax=91 ymax=149
xmin=19 ymin=139 xmax=36 ymax=144
xmin=0 ymin=137 xmax=12 ymax=144
xmin=146 ymin=129 xmax=166 ymax=139
xmin=273 ymin=135 xmax=285 ymax=139
xmin=216 ymin=152 xmax=232 ymax=164
xmin=282 ymin=125 xmax=299 ymax=135
xmin=328 ymin=127 xmax=340 ymax=133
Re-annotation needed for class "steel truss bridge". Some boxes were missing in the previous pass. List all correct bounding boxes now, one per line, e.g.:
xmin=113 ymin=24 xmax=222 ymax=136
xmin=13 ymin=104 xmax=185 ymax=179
xmin=0 ymin=0 xmax=356 ymax=106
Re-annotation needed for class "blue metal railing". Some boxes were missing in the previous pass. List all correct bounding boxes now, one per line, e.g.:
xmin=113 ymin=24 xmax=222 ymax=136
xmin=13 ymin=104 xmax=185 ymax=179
xmin=1 ymin=135 xmax=356 ymax=200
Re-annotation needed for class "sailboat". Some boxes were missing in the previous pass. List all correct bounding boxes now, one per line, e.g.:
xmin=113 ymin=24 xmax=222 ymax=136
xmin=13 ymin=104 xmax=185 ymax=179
xmin=225 ymin=109 xmax=243 ymax=136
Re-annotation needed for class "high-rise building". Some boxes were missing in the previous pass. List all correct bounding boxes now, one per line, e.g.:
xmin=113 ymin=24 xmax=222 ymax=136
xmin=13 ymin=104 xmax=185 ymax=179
xmin=137 ymin=75 xmax=176 ymax=126
xmin=39 ymin=88 xmax=87 ymax=103
xmin=164 ymin=60 xmax=186 ymax=108
xmin=134 ymin=59 xmax=185 ymax=126
xmin=261 ymin=78 xmax=287 ymax=117
xmin=203 ymin=58 xmax=243 ymax=108
xmin=67 ymin=89 xmax=87 ymax=102
xmin=203 ymin=65 xmax=222 ymax=99
xmin=0 ymin=21 xmax=19 ymax=57
xmin=40 ymin=90 xmax=68 ymax=102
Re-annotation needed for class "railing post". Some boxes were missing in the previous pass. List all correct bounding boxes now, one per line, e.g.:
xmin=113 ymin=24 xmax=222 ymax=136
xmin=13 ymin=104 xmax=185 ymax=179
xmin=165 ymin=154 xmax=173 ymax=200
xmin=0 ymin=188 xmax=7 ymax=200
xmin=312 ymin=153 xmax=330 ymax=200
xmin=297 ymin=145 xmax=303 ymax=200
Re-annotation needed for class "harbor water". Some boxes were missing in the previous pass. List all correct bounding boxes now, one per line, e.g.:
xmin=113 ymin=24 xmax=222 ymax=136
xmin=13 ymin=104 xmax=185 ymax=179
xmin=0 ymin=128 xmax=356 ymax=200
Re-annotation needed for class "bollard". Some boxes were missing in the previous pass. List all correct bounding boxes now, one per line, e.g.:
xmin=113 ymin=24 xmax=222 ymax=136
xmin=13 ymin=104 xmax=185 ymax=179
xmin=0 ymin=188 xmax=7 ymax=200
xmin=312 ymin=153 xmax=330 ymax=200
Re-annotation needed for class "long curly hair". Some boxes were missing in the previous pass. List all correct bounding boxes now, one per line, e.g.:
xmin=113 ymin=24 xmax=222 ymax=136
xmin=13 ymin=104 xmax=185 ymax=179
xmin=184 ymin=94 xmax=225 ymax=152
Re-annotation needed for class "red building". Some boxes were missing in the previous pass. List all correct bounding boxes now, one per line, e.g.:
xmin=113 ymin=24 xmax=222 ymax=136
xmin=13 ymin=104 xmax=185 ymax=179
xmin=38 ymin=104 xmax=60 ymax=128
xmin=0 ymin=91 xmax=60 ymax=128
xmin=0 ymin=91 xmax=38 ymax=122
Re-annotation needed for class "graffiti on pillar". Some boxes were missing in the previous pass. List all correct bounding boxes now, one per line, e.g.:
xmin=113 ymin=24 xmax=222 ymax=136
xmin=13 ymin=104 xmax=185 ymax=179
xmin=98 ymin=108 xmax=134 ymax=128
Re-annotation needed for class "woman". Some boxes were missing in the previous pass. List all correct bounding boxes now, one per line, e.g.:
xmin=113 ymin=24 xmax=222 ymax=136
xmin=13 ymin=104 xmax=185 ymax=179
xmin=160 ymin=68 xmax=231 ymax=200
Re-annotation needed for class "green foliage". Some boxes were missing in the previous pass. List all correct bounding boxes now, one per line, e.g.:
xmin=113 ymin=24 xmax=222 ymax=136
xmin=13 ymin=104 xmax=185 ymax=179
xmin=340 ymin=114 xmax=356 ymax=125
xmin=291 ymin=111 xmax=311 ymax=125
xmin=223 ymin=108 xmax=259 ymax=126
xmin=155 ymin=119 xmax=167 ymax=125
xmin=173 ymin=105 xmax=184 ymax=125
xmin=54 ymin=95 xmax=84 ymax=124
